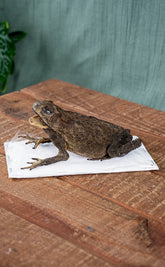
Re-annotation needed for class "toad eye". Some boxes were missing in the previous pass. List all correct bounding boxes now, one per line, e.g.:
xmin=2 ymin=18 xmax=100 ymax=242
xmin=43 ymin=106 xmax=52 ymax=115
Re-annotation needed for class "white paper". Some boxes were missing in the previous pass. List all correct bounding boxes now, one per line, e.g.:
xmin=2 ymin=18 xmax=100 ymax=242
xmin=4 ymin=136 xmax=159 ymax=178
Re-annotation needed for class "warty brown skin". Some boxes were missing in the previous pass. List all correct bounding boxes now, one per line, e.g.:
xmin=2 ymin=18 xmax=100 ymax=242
xmin=21 ymin=100 xmax=142 ymax=170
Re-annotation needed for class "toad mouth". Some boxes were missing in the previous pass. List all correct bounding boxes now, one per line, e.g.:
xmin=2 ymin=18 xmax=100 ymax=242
xmin=29 ymin=115 xmax=48 ymax=129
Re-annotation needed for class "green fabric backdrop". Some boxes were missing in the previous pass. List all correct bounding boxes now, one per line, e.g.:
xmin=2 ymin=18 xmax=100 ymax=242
xmin=1 ymin=0 xmax=165 ymax=111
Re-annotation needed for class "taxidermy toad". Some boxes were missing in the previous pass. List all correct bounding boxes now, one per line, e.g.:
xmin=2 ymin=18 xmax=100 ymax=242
xmin=21 ymin=100 xmax=142 ymax=170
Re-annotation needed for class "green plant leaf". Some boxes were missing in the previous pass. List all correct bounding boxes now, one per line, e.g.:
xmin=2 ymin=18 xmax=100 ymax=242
xmin=0 ymin=21 xmax=9 ymax=33
xmin=9 ymin=31 xmax=27 ymax=43
xmin=0 ymin=21 xmax=27 ymax=93
xmin=0 ymin=21 xmax=16 ymax=92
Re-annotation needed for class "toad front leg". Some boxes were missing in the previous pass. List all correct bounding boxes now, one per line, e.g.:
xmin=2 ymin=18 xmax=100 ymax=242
xmin=21 ymin=149 xmax=69 ymax=170
xmin=21 ymin=131 xmax=69 ymax=170
xmin=19 ymin=135 xmax=51 ymax=149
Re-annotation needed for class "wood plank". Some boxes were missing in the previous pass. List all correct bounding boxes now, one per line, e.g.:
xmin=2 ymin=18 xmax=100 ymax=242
xmin=0 ymin=186 xmax=165 ymax=267
xmin=0 ymin=160 xmax=165 ymax=266
xmin=0 ymin=207 xmax=112 ymax=267
xmin=63 ymin=171 xmax=165 ymax=221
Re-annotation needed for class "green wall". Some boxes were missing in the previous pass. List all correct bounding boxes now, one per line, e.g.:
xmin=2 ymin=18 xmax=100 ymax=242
xmin=1 ymin=0 xmax=165 ymax=111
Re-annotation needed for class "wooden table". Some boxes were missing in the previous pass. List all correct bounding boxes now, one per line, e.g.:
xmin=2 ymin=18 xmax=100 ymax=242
xmin=0 ymin=79 xmax=165 ymax=267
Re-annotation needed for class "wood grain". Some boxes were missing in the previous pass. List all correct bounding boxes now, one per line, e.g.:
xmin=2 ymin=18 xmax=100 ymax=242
xmin=0 ymin=207 xmax=112 ymax=267
xmin=0 ymin=184 xmax=165 ymax=266
xmin=0 ymin=79 xmax=165 ymax=266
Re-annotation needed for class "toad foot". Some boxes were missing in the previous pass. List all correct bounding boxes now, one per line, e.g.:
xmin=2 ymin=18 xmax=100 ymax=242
xmin=19 ymin=135 xmax=51 ymax=149
xmin=21 ymin=158 xmax=43 ymax=170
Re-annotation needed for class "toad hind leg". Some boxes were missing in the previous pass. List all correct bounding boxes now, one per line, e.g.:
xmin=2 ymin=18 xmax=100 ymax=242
xmin=107 ymin=138 xmax=142 ymax=158
xmin=88 ymin=130 xmax=140 ymax=161
xmin=21 ymin=149 xmax=69 ymax=170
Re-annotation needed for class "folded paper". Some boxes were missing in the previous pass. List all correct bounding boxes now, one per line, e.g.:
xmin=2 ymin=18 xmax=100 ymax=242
xmin=4 ymin=137 xmax=159 ymax=178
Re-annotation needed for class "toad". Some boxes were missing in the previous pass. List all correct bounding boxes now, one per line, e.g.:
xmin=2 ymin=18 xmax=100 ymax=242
xmin=21 ymin=101 xmax=141 ymax=170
